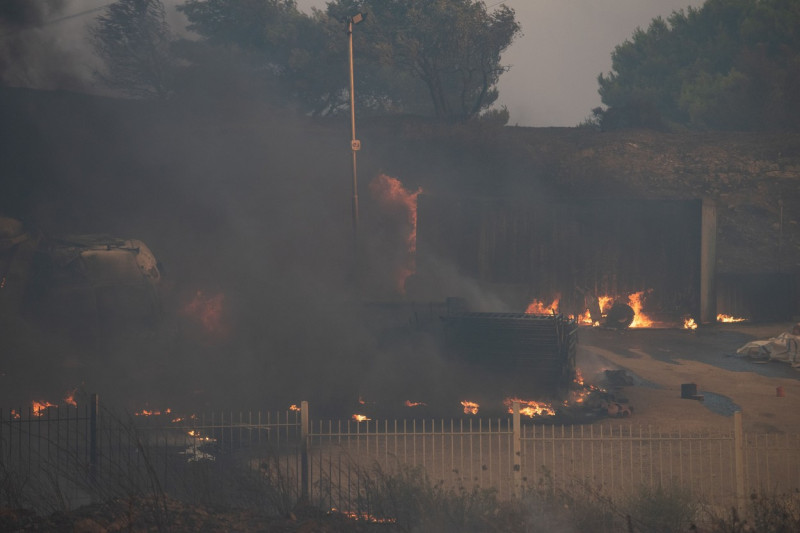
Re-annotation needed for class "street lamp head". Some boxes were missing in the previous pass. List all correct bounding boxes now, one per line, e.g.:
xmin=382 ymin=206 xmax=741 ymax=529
xmin=350 ymin=12 xmax=367 ymax=25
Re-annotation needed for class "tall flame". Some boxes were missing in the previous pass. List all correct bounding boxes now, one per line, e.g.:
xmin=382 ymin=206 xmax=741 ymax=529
xmin=627 ymin=291 xmax=654 ymax=328
xmin=598 ymin=296 xmax=614 ymax=313
xmin=369 ymin=174 xmax=422 ymax=294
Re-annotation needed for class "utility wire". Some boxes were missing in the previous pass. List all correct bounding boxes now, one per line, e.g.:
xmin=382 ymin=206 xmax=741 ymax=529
xmin=41 ymin=3 xmax=113 ymax=26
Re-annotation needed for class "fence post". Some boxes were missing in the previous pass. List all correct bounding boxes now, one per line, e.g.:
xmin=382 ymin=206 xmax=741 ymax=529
xmin=300 ymin=400 xmax=309 ymax=502
xmin=734 ymin=410 xmax=745 ymax=514
xmin=89 ymin=393 xmax=98 ymax=481
xmin=513 ymin=400 xmax=521 ymax=498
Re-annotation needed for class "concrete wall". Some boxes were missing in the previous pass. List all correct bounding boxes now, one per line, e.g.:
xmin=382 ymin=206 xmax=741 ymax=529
xmin=415 ymin=195 xmax=704 ymax=319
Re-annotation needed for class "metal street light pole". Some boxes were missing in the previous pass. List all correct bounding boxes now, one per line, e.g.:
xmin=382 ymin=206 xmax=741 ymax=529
xmin=347 ymin=13 xmax=365 ymax=259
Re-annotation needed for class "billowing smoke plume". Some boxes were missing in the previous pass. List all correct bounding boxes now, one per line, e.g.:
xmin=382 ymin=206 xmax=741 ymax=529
xmin=0 ymin=0 xmax=93 ymax=90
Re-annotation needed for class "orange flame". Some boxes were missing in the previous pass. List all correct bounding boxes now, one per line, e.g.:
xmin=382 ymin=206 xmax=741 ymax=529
xmin=332 ymin=508 xmax=397 ymax=524
xmin=289 ymin=404 xmax=300 ymax=412
xmin=567 ymin=368 xmax=603 ymax=404
xmin=64 ymin=388 xmax=78 ymax=407
xmin=182 ymin=291 xmax=228 ymax=335
xmin=683 ymin=317 xmax=698 ymax=330
xmin=576 ymin=310 xmax=596 ymax=325
xmin=135 ymin=408 xmax=171 ymax=417
xmin=525 ymin=297 xmax=559 ymax=315
xmin=32 ymin=401 xmax=57 ymax=416
xmin=627 ymin=291 xmax=654 ymax=328
xmin=187 ymin=429 xmax=214 ymax=442
xmin=369 ymin=174 xmax=422 ymax=294
xmin=10 ymin=409 xmax=20 ymax=420
xmin=352 ymin=414 xmax=370 ymax=422
xmin=718 ymin=314 xmax=746 ymax=323
xmin=404 ymin=400 xmax=426 ymax=407
xmin=461 ymin=400 xmax=479 ymax=415
xmin=504 ymin=397 xmax=556 ymax=417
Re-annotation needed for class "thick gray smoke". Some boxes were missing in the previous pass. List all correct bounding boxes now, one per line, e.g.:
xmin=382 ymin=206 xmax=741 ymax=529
xmin=0 ymin=0 xmax=95 ymax=90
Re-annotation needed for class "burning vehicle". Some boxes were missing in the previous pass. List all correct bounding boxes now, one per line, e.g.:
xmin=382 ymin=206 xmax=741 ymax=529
xmin=0 ymin=216 xmax=161 ymax=335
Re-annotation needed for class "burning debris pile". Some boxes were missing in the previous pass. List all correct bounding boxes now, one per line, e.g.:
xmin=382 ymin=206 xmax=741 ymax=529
xmin=527 ymin=290 xmax=658 ymax=329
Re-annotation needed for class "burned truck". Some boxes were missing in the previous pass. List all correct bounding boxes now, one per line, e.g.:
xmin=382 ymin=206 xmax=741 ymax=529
xmin=0 ymin=216 xmax=161 ymax=336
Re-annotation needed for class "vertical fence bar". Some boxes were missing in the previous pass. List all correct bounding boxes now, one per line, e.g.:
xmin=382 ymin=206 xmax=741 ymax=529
xmin=512 ymin=401 xmax=521 ymax=498
xmin=89 ymin=393 xmax=98 ymax=482
xmin=734 ymin=411 xmax=745 ymax=513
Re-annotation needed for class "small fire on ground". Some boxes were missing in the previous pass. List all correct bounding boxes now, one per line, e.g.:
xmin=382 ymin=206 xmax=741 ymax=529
xmin=32 ymin=401 xmax=56 ymax=416
xmin=461 ymin=400 xmax=479 ymax=415
xmin=331 ymin=509 xmax=397 ymax=524
xmin=718 ymin=314 xmax=747 ymax=323
xmin=135 ymin=407 xmax=172 ymax=417
xmin=682 ymin=314 xmax=748 ymax=328
xmin=503 ymin=398 xmax=556 ymax=417
xmin=29 ymin=387 xmax=83 ymax=417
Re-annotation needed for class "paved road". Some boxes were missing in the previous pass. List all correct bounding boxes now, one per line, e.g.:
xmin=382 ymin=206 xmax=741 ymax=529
xmin=578 ymin=322 xmax=800 ymax=381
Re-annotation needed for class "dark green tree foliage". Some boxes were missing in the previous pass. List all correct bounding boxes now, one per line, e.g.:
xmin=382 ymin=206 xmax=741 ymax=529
xmin=338 ymin=0 xmax=521 ymax=119
xmin=597 ymin=0 xmax=800 ymax=131
xmin=177 ymin=0 xmax=520 ymax=119
xmin=179 ymin=0 xmax=345 ymax=115
xmin=90 ymin=0 xmax=176 ymax=99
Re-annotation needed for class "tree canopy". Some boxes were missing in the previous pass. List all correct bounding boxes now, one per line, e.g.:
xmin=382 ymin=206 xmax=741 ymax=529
xmin=596 ymin=0 xmax=800 ymax=131
xmin=177 ymin=0 xmax=521 ymax=120
xmin=90 ymin=0 xmax=176 ymax=99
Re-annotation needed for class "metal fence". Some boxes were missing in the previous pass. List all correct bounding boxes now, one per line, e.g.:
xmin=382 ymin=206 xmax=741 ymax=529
xmin=2 ymin=398 xmax=799 ymax=516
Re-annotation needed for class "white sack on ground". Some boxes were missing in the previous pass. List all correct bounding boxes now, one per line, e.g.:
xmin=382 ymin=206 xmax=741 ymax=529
xmin=736 ymin=332 xmax=800 ymax=367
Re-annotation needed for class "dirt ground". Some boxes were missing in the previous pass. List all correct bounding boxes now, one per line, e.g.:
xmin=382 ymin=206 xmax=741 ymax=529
xmin=577 ymin=321 xmax=800 ymax=435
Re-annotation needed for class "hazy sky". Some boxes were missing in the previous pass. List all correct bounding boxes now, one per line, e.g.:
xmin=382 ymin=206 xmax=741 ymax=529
xmin=34 ymin=0 xmax=705 ymax=127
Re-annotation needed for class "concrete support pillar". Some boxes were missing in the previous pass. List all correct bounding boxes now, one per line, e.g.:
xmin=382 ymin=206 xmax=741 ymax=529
xmin=700 ymin=199 xmax=717 ymax=324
